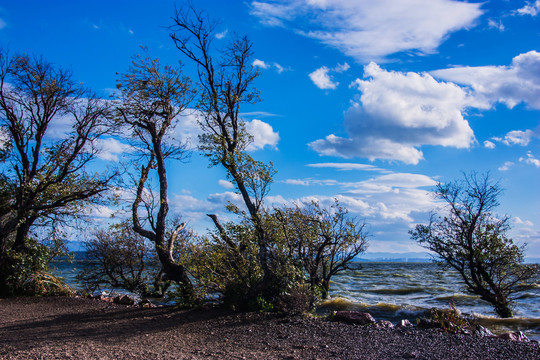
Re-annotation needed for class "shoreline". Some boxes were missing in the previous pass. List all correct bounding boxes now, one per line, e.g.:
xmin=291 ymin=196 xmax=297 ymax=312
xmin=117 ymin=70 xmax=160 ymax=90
xmin=1 ymin=296 xmax=539 ymax=359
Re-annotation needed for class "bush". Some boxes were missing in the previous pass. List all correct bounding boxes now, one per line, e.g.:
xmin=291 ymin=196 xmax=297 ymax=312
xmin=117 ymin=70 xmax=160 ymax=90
xmin=421 ymin=302 xmax=470 ymax=333
xmin=0 ymin=238 xmax=72 ymax=297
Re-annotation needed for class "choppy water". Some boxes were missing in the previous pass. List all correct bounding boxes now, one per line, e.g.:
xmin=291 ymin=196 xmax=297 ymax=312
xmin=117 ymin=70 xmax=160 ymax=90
xmin=322 ymin=262 xmax=540 ymax=341
xmin=51 ymin=260 xmax=540 ymax=341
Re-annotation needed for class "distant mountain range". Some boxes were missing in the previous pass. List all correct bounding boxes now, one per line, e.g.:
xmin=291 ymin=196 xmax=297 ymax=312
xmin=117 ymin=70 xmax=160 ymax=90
xmin=66 ymin=242 xmax=540 ymax=264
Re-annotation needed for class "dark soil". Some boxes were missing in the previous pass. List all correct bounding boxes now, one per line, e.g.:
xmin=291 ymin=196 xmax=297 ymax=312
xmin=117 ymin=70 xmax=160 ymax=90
xmin=0 ymin=296 xmax=538 ymax=359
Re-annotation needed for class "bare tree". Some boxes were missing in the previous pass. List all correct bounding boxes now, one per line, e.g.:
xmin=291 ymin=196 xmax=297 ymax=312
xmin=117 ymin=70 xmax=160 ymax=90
xmin=0 ymin=50 xmax=115 ymax=295
xmin=115 ymin=50 xmax=196 ymax=300
xmin=410 ymin=172 xmax=539 ymax=318
xmin=170 ymin=5 xmax=278 ymax=298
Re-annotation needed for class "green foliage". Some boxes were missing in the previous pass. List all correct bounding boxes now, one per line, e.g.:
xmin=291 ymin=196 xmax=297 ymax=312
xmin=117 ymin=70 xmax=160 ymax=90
xmin=426 ymin=302 xmax=470 ymax=334
xmin=78 ymin=221 xmax=157 ymax=296
xmin=410 ymin=172 xmax=540 ymax=318
xmin=0 ymin=237 xmax=72 ymax=297
xmin=274 ymin=200 xmax=369 ymax=300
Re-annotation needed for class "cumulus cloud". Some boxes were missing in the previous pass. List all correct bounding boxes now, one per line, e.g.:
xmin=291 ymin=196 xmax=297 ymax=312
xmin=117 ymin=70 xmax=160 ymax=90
xmin=431 ymin=51 xmax=540 ymax=110
xmin=309 ymin=66 xmax=338 ymax=90
xmin=501 ymin=130 xmax=535 ymax=146
xmin=280 ymin=172 xmax=437 ymax=223
xmin=218 ymin=179 xmax=234 ymax=189
xmin=309 ymin=62 xmax=350 ymax=90
xmin=250 ymin=0 xmax=483 ymax=61
xmin=519 ymin=151 xmax=540 ymax=167
xmin=484 ymin=140 xmax=496 ymax=149
xmin=514 ymin=0 xmax=540 ymax=16
xmin=310 ymin=63 xmax=476 ymax=164
xmin=498 ymin=161 xmax=514 ymax=171
xmin=95 ymin=137 xmax=135 ymax=161
xmin=245 ymin=119 xmax=280 ymax=150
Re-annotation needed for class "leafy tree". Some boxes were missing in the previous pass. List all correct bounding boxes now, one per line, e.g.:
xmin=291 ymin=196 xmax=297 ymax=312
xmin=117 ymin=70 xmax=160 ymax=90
xmin=276 ymin=200 xmax=369 ymax=299
xmin=78 ymin=221 xmax=157 ymax=296
xmin=170 ymin=3 xmax=280 ymax=303
xmin=410 ymin=172 xmax=539 ymax=318
xmin=115 ymin=50 xmax=196 ymax=301
xmin=0 ymin=50 xmax=115 ymax=296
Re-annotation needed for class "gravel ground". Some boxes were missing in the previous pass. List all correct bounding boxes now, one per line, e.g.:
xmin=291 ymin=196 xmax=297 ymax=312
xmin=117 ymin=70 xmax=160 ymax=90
xmin=0 ymin=296 xmax=538 ymax=359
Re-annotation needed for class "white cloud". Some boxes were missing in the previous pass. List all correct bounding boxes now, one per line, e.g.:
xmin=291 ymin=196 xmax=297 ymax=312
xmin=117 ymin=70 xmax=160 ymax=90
xmin=95 ymin=137 xmax=135 ymax=161
xmin=310 ymin=62 xmax=476 ymax=164
xmin=498 ymin=161 xmax=514 ymax=171
xmin=273 ymin=62 xmax=285 ymax=73
xmin=245 ymin=119 xmax=280 ymax=150
xmin=484 ymin=140 xmax=496 ymax=149
xmin=487 ymin=18 xmax=505 ymax=31
xmin=252 ymin=59 xmax=270 ymax=69
xmin=515 ymin=217 xmax=534 ymax=227
xmin=502 ymin=130 xmax=534 ymax=146
xmin=514 ymin=0 xmax=540 ymax=16
xmin=431 ymin=51 xmax=540 ymax=110
xmin=519 ymin=151 xmax=540 ymax=167
xmin=307 ymin=162 xmax=384 ymax=171
xmin=252 ymin=59 xmax=286 ymax=73
xmin=250 ymin=0 xmax=483 ymax=61
xmin=218 ymin=179 xmax=234 ymax=189
xmin=309 ymin=66 xmax=338 ymax=90
xmin=309 ymin=62 xmax=350 ymax=90
xmin=215 ymin=29 xmax=228 ymax=39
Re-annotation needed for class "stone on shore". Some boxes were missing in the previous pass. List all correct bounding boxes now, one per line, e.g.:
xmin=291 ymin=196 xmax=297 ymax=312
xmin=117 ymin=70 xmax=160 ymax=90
xmin=375 ymin=320 xmax=394 ymax=329
xmin=498 ymin=331 xmax=530 ymax=342
xmin=114 ymin=295 xmax=135 ymax=305
xmin=396 ymin=319 xmax=413 ymax=328
xmin=334 ymin=311 xmax=376 ymax=325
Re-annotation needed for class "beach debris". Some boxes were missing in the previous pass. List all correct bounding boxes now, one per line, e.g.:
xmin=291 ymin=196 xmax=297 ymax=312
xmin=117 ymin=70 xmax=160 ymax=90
xmin=139 ymin=299 xmax=156 ymax=308
xmin=472 ymin=325 xmax=495 ymax=338
xmin=396 ymin=319 xmax=413 ymax=328
xmin=334 ymin=311 xmax=376 ymax=325
xmin=114 ymin=294 xmax=135 ymax=305
xmin=375 ymin=320 xmax=394 ymax=329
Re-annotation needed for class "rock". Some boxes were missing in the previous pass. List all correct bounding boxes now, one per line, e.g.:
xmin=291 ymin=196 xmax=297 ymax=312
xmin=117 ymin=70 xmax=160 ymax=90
xmin=334 ymin=311 xmax=376 ymax=325
xmin=498 ymin=331 xmax=529 ymax=342
xmin=98 ymin=295 xmax=114 ymax=303
xmin=375 ymin=320 xmax=394 ymax=329
xmin=139 ymin=299 xmax=155 ymax=308
xmin=114 ymin=294 xmax=135 ymax=305
xmin=473 ymin=325 xmax=495 ymax=337
xmin=396 ymin=319 xmax=412 ymax=328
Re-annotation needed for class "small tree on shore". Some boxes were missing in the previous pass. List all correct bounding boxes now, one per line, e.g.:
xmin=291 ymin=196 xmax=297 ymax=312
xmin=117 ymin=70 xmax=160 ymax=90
xmin=410 ymin=172 xmax=539 ymax=318
xmin=115 ymin=50 xmax=196 ymax=301
xmin=276 ymin=200 xmax=369 ymax=299
xmin=170 ymin=4 xmax=282 ymax=304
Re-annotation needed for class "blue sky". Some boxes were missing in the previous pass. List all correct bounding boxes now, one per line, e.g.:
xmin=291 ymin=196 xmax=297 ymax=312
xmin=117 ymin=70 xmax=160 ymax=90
xmin=1 ymin=0 xmax=539 ymax=258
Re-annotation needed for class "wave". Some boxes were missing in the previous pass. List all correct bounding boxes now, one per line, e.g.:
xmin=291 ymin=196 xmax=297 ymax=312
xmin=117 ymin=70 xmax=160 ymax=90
xmin=435 ymin=294 xmax=480 ymax=302
xmin=316 ymin=297 xmax=425 ymax=319
xmin=364 ymin=287 xmax=426 ymax=295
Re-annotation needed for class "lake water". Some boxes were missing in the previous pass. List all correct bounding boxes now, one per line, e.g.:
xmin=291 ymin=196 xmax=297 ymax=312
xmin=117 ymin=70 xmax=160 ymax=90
xmin=51 ymin=260 xmax=540 ymax=341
